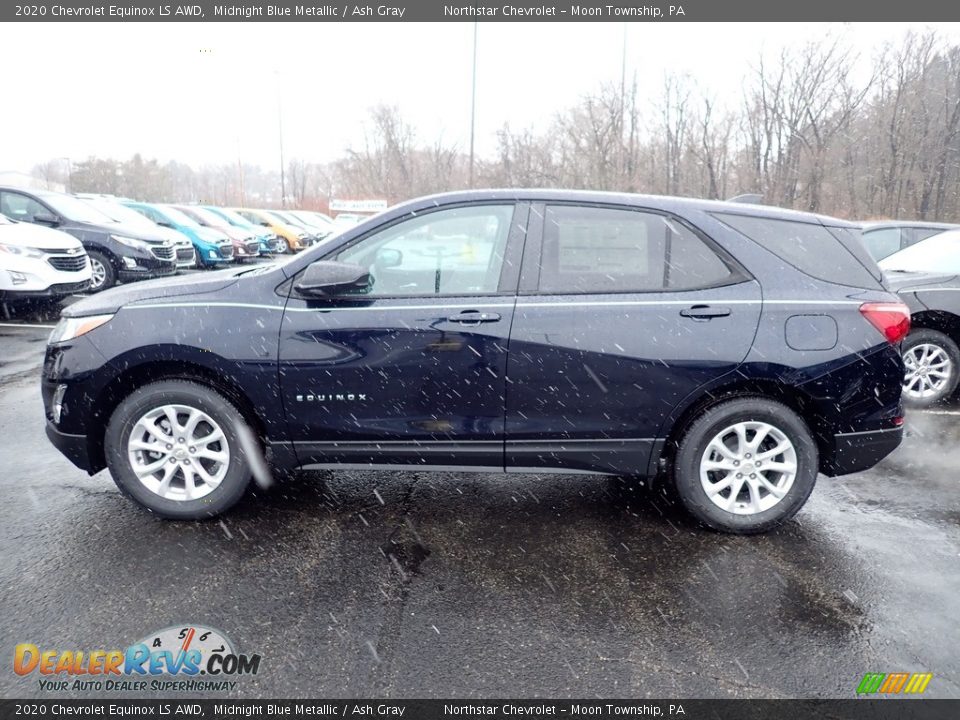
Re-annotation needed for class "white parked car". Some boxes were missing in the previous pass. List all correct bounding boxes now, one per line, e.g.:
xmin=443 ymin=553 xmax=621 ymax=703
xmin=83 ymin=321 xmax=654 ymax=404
xmin=0 ymin=213 xmax=92 ymax=300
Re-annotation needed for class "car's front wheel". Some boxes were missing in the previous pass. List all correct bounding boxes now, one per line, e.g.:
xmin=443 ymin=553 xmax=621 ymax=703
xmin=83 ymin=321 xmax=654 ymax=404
xmin=105 ymin=380 xmax=253 ymax=519
xmin=901 ymin=328 xmax=960 ymax=407
xmin=673 ymin=398 xmax=818 ymax=534
xmin=87 ymin=250 xmax=115 ymax=292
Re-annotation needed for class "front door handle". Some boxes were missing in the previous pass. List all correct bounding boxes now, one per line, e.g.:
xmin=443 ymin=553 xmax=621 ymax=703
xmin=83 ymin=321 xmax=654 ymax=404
xmin=447 ymin=310 xmax=501 ymax=324
xmin=680 ymin=305 xmax=731 ymax=319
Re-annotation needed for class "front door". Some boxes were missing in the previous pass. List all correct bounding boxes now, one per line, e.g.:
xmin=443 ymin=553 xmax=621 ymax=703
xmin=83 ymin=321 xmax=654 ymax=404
xmin=505 ymin=203 xmax=762 ymax=475
xmin=278 ymin=202 xmax=527 ymax=469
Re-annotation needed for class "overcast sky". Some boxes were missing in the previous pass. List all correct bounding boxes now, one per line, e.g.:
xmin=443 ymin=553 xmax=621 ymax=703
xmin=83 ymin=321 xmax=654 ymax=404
xmin=2 ymin=21 xmax=958 ymax=174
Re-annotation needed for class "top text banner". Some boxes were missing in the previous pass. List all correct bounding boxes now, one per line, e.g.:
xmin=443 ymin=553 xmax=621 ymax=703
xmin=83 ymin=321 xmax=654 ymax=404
xmin=4 ymin=1 xmax=960 ymax=22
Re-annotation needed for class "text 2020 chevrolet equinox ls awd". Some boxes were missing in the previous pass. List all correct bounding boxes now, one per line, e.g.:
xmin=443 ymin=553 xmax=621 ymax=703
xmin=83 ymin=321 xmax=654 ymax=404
xmin=41 ymin=191 xmax=908 ymax=533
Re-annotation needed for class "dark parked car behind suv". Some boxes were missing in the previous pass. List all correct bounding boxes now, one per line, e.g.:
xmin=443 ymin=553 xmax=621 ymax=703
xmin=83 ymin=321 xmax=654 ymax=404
xmin=0 ymin=186 xmax=177 ymax=292
xmin=41 ymin=190 xmax=908 ymax=533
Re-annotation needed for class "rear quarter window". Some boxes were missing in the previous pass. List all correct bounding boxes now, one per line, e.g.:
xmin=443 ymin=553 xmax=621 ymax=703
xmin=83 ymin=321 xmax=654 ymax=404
xmin=713 ymin=213 xmax=883 ymax=289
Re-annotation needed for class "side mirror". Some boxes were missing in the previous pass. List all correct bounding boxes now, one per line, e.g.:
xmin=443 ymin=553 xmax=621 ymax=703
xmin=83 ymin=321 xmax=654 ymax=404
xmin=295 ymin=261 xmax=372 ymax=297
xmin=375 ymin=248 xmax=402 ymax=268
xmin=33 ymin=212 xmax=60 ymax=227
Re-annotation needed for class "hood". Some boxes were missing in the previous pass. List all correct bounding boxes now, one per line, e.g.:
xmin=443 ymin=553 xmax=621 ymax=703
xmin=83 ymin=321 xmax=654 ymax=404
xmin=0 ymin=221 xmax=84 ymax=250
xmin=63 ymin=267 xmax=243 ymax=317
xmin=71 ymin=219 xmax=169 ymax=243
xmin=214 ymin=224 xmax=248 ymax=242
xmin=278 ymin=222 xmax=307 ymax=237
xmin=196 ymin=226 xmax=229 ymax=243
xmin=882 ymin=270 xmax=959 ymax=291
xmin=156 ymin=226 xmax=191 ymax=246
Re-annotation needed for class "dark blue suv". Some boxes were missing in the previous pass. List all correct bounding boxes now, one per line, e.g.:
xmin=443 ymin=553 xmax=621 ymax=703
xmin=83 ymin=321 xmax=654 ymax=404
xmin=41 ymin=191 xmax=908 ymax=533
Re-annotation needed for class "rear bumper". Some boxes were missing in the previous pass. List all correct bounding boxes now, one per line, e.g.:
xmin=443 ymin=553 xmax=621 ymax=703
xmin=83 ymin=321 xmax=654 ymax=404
xmin=822 ymin=426 xmax=903 ymax=476
xmin=45 ymin=421 xmax=96 ymax=474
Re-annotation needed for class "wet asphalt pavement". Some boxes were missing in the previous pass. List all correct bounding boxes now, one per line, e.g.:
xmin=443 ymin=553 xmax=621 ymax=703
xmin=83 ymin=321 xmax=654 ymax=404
xmin=0 ymin=299 xmax=958 ymax=700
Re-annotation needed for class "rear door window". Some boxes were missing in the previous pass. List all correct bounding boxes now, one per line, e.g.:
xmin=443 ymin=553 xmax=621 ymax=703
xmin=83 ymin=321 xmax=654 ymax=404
xmin=538 ymin=205 xmax=737 ymax=293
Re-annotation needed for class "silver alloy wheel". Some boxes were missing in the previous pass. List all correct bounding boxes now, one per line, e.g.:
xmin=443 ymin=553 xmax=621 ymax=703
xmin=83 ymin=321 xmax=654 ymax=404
xmin=127 ymin=404 xmax=230 ymax=501
xmin=699 ymin=421 xmax=798 ymax=515
xmin=903 ymin=343 xmax=953 ymax=400
xmin=89 ymin=257 xmax=107 ymax=290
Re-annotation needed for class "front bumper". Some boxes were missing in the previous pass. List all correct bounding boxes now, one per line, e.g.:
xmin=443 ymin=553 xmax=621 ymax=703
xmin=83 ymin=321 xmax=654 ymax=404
xmin=45 ymin=421 xmax=95 ymax=474
xmin=822 ymin=426 xmax=904 ymax=476
xmin=117 ymin=251 xmax=178 ymax=281
xmin=118 ymin=262 xmax=177 ymax=282
xmin=175 ymin=245 xmax=196 ymax=268
xmin=2 ymin=280 xmax=91 ymax=297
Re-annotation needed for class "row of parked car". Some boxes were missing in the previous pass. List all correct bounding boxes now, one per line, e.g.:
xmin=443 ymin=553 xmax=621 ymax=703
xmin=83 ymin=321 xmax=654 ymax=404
xmin=0 ymin=184 xmax=361 ymax=296
xmin=5 ymin=186 xmax=960 ymax=410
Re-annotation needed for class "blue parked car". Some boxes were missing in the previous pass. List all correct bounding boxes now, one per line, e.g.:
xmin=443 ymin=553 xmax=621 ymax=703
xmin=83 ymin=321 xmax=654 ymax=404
xmin=42 ymin=190 xmax=907 ymax=533
xmin=122 ymin=202 xmax=234 ymax=268
xmin=202 ymin=206 xmax=285 ymax=255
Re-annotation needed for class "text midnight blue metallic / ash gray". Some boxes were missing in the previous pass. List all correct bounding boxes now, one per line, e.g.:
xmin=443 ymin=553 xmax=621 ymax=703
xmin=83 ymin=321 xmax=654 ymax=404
xmin=41 ymin=191 xmax=909 ymax=533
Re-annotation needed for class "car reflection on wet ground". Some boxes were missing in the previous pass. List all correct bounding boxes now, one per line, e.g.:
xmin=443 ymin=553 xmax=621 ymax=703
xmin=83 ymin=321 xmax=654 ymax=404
xmin=0 ymin=301 xmax=957 ymax=699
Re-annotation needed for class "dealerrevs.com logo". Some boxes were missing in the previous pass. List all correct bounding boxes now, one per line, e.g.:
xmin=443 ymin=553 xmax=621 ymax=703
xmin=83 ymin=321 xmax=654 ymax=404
xmin=14 ymin=624 xmax=261 ymax=693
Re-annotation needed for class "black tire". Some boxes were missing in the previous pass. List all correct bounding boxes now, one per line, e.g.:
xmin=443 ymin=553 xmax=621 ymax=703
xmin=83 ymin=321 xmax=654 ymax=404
xmin=673 ymin=397 xmax=818 ymax=534
xmin=104 ymin=380 xmax=253 ymax=519
xmin=87 ymin=250 xmax=116 ymax=292
xmin=901 ymin=328 xmax=960 ymax=408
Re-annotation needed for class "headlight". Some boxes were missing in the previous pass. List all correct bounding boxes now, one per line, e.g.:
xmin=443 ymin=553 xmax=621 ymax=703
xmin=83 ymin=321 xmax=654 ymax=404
xmin=48 ymin=314 xmax=114 ymax=345
xmin=0 ymin=242 xmax=45 ymax=259
xmin=111 ymin=235 xmax=150 ymax=252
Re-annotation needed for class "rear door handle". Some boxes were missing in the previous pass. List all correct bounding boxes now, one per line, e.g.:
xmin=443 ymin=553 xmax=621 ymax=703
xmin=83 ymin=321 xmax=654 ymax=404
xmin=447 ymin=310 xmax=501 ymax=324
xmin=680 ymin=305 xmax=731 ymax=319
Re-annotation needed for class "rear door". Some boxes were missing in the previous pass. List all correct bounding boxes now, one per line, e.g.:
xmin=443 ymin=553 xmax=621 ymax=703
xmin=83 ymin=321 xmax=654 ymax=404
xmin=505 ymin=203 xmax=762 ymax=475
xmin=278 ymin=202 xmax=528 ymax=469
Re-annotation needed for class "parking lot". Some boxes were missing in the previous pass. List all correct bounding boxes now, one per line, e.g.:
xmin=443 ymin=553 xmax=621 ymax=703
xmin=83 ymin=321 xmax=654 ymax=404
xmin=0 ymin=298 xmax=958 ymax=699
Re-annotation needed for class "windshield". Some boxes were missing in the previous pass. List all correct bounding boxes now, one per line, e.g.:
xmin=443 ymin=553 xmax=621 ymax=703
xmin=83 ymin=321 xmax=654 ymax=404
xmin=159 ymin=205 xmax=201 ymax=228
xmin=181 ymin=206 xmax=225 ymax=227
xmin=269 ymin=210 xmax=303 ymax=227
xmin=879 ymin=230 xmax=960 ymax=274
xmin=43 ymin=194 xmax=116 ymax=224
xmin=82 ymin=198 xmax=156 ymax=228
xmin=207 ymin=207 xmax=255 ymax=229
xmin=292 ymin=211 xmax=330 ymax=229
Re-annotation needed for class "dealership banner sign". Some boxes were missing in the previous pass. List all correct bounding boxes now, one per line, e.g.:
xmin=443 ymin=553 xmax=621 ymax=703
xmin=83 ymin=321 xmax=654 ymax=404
xmin=4 ymin=0 xmax=960 ymax=22
xmin=329 ymin=199 xmax=389 ymax=213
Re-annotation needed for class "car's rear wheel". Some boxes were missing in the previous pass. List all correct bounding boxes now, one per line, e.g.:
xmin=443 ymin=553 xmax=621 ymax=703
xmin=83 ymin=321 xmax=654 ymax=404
xmin=901 ymin=329 xmax=960 ymax=407
xmin=104 ymin=380 xmax=252 ymax=519
xmin=87 ymin=251 xmax=115 ymax=292
xmin=673 ymin=398 xmax=818 ymax=534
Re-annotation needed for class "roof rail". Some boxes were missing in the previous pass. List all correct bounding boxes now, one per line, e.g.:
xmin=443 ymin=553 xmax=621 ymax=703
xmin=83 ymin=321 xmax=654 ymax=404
xmin=727 ymin=193 xmax=764 ymax=204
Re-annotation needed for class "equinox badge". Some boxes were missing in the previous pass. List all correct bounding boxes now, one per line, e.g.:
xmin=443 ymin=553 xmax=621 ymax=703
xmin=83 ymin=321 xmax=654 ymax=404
xmin=296 ymin=393 xmax=369 ymax=402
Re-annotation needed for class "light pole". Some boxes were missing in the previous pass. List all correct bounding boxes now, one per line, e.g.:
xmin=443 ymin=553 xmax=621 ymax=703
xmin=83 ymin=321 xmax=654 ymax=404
xmin=55 ymin=157 xmax=72 ymax=193
xmin=274 ymin=69 xmax=286 ymax=207
xmin=468 ymin=21 xmax=478 ymax=189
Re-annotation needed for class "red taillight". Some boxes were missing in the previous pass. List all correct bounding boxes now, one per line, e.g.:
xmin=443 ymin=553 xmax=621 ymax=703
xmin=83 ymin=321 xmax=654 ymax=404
xmin=859 ymin=302 xmax=911 ymax=343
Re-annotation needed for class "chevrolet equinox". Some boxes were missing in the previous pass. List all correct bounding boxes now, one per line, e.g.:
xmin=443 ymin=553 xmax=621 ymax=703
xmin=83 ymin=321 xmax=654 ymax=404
xmin=42 ymin=191 xmax=908 ymax=533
